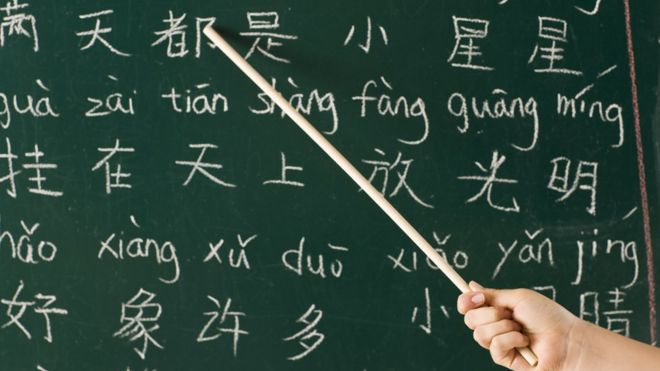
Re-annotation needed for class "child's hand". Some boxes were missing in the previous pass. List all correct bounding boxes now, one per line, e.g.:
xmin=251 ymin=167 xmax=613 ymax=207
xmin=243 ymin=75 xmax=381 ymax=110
xmin=457 ymin=282 xmax=580 ymax=370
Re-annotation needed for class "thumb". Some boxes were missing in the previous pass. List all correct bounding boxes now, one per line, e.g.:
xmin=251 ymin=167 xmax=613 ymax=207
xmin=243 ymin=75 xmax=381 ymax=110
xmin=469 ymin=281 xmax=527 ymax=312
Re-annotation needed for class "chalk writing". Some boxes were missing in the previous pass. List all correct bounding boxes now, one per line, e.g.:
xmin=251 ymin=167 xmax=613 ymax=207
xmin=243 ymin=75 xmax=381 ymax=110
xmin=240 ymin=12 xmax=298 ymax=64
xmin=1 ymin=281 xmax=68 ymax=342
xmin=343 ymin=16 xmax=388 ymax=54
xmin=197 ymin=296 xmax=248 ymax=357
xmin=76 ymin=10 xmax=130 ymax=56
xmin=283 ymin=304 xmax=324 ymax=361
xmin=114 ymin=288 xmax=164 ymax=360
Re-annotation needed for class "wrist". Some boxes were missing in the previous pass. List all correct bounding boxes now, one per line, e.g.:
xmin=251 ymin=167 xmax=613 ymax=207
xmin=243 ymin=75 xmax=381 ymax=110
xmin=563 ymin=317 xmax=591 ymax=370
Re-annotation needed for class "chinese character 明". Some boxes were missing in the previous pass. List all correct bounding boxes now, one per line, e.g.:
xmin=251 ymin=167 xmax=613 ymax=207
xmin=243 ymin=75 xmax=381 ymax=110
xmin=458 ymin=151 xmax=519 ymax=212
xmin=547 ymin=157 xmax=597 ymax=215
xmin=114 ymin=288 xmax=163 ymax=360
xmin=240 ymin=12 xmax=298 ymax=63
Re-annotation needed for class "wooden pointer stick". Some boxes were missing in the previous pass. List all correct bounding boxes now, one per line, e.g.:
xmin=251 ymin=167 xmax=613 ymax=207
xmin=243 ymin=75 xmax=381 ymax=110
xmin=203 ymin=25 xmax=538 ymax=367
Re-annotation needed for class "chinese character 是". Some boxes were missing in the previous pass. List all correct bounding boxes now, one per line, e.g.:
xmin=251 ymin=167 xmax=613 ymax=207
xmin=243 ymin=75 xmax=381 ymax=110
xmin=240 ymin=12 xmax=298 ymax=63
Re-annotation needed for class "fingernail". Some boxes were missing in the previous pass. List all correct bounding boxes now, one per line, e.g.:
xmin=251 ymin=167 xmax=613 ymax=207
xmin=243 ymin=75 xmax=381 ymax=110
xmin=471 ymin=293 xmax=485 ymax=305
xmin=470 ymin=281 xmax=485 ymax=291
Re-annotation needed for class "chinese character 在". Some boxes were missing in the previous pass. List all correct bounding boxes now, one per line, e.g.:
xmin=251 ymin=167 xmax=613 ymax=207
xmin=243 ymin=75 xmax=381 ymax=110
xmin=91 ymin=138 xmax=135 ymax=194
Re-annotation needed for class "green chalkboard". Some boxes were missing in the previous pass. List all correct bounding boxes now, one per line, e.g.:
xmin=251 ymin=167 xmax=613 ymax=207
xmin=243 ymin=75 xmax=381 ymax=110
xmin=0 ymin=0 xmax=658 ymax=370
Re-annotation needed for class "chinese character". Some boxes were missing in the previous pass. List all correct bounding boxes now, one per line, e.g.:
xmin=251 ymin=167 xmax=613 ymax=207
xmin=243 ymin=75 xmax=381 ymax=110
xmin=197 ymin=296 xmax=248 ymax=357
xmin=604 ymin=288 xmax=632 ymax=336
xmin=1 ymin=280 xmax=68 ymax=343
xmin=175 ymin=143 xmax=236 ymax=188
xmin=240 ymin=12 xmax=298 ymax=63
xmin=547 ymin=157 xmax=597 ymax=215
xmin=152 ymin=10 xmax=188 ymax=57
xmin=411 ymin=287 xmax=450 ymax=335
xmin=458 ymin=151 xmax=519 ymax=212
xmin=283 ymin=304 xmax=324 ymax=361
xmin=0 ymin=0 xmax=38 ymax=51
xmin=575 ymin=0 xmax=602 ymax=15
xmin=362 ymin=148 xmax=433 ymax=208
xmin=343 ymin=16 xmax=388 ymax=54
xmin=76 ymin=10 xmax=130 ymax=56
xmin=114 ymin=288 xmax=163 ymax=360
xmin=23 ymin=144 xmax=62 ymax=197
xmin=528 ymin=17 xmax=582 ymax=75
xmin=0 ymin=137 xmax=20 ymax=198
xmin=152 ymin=11 xmax=216 ymax=58
xmin=263 ymin=152 xmax=304 ymax=187
xmin=92 ymin=139 xmax=135 ymax=194
xmin=447 ymin=16 xmax=493 ymax=71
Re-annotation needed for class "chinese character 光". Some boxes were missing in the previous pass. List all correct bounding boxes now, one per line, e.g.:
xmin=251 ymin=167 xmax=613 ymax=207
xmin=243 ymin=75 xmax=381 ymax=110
xmin=457 ymin=151 xmax=519 ymax=212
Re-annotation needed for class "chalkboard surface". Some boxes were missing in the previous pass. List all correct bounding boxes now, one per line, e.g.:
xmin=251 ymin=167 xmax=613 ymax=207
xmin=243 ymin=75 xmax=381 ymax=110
xmin=1 ymin=0 xmax=658 ymax=370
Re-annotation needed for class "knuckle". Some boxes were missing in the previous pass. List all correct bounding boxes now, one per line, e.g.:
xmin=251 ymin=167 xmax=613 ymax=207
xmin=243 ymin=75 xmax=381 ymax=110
xmin=472 ymin=328 xmax=487 ymax=347
xmin=464 ymin=312 xmax=474 ymax=329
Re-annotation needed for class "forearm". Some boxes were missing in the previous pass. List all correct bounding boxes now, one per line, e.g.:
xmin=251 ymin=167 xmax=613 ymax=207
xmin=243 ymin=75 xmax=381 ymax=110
xmin=567 ymin=319 xmax=660 ymax=370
